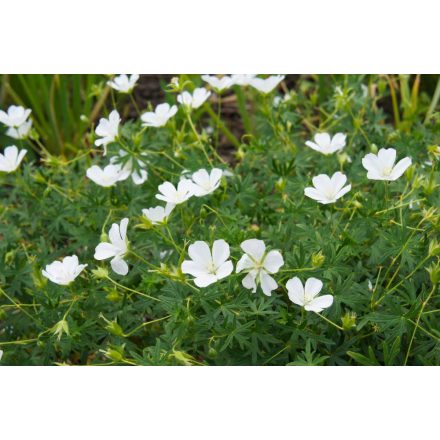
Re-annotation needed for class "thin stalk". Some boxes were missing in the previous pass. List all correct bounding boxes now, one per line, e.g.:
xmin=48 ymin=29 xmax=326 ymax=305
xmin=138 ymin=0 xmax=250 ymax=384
xmin=404 ymin=285 xmax=437 ymax=365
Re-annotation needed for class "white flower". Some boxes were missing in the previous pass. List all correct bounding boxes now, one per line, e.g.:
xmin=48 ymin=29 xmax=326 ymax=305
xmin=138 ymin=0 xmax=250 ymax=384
xmin=362 ymin=148 xmax=412 ymax=181
xmin=286 ymin=277 xmax=333 ymax=312
xmin=190 ymin=168 xmax=223 ymax=197
xmin=0 ymin=145 xmax=27 ymax=173
xmin=368 ymin=280 xmax=373 ymax=291
xmin=231 ymin=74 xmax=256 ymax=86
xmin=236 ymin=239 xmax=284 ymax=296
xmin=110 ymin=150 xmax=148 ymax=185
xmin=95 ymin=110 xmax=120 ymax=155
xmin=86 ymin=164 xmax=130 ymax=187
xmin=177 ymin=88 xmax=211 ymax=109
xmin=181 ymin=240 xmax=233 ymax=287
xmin=142 ymin=203 xmax=175 ymax=225
xmin=107 ymin=74 xmax=139 ymax=93
xmin=94 ymin=218 xmax=129 ymax=276
xmin=201 ymin=75 xmax=234 ymax=92
xmin=42 ymin=255 xmax=87 ymax=286
xmin=305 ymin=133 xmax=346 ymax=155
xmin=250 ymin=75 xmax=285 ymax=94
xmin=141 ymin=103 xmax=178 ymax=127
xmin=6 ymin=120 xmax=32 ymax=139
xmin=0 ymin=349 xmax=3 ymax=361
xmin=156 ymin=179 xmax=194 ymax=204
xmin=0 ymin=105 xmax=32 ymax=128
xmin=304 ymin=172 xmax=351 ymax=204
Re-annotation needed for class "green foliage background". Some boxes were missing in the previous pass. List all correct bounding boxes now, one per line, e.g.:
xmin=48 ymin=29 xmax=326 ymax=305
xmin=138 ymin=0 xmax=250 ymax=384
xmin=0 ymin=74 xmax=439 ymax=365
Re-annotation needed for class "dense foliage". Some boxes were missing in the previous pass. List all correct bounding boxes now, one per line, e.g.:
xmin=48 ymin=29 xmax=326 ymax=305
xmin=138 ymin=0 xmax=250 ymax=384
xmin=0 ymin=74 xmax=439 ymax=365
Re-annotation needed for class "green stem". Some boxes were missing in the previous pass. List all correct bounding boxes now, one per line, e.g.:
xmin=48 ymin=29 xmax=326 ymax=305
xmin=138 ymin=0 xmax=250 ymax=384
xmin=316 ymin=312 xmax=344 ymax=331
xmin=404 ymin=285 xmax=437 ymax=365
xmin=105 ymin=275 xmax=161 ymax=302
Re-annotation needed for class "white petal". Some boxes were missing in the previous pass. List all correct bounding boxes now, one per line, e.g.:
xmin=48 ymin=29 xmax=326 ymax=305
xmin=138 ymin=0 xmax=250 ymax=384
xmin=240 ymin=239 xmax=266 ymax=262
xmin=188 ymin=241 xmax=212 ymax=265
xmin=390 ymin=157 xmax=411 ymax=180
xmin=378 ymin=148 xmax=396 ymax=169
xmin=286 ymin=277 xmax=305 ymax=306
xmin=212 ymin=239 xmax=230 ymax=266
xmin=110 ymin=257 xmax=129 ymax=276
xmin=241 ymin=271 xmax=257 ymax=292
xmin=304 ymin=277 xmax=323 ymax=299
xmin=216 ymin=260 xmax=233 ymax=280
xmin=94 ymin=242 xmax=118 ymax=260
xmin=181 ymin=260 xmax=208 ymax=278
xmin=236 ymin=254 xmax=255 ymax=273
xmin=193 ymin=274 xmax=218 ymax=287
xmin=330 ymin=172 xmax=347 ymax=193
xmin=259 ymin=271 xmax=278 ymax=296
xmin=263 ymin=250 xmax=284 ymax=273
xmin=305 ymin=295 xmax=334 ymax=312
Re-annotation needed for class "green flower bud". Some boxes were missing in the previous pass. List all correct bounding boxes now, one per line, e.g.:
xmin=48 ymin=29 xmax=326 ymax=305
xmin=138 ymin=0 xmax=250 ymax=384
xmin=275 ymin=177 xmax=286 ymax=192
xmin=100 ymin=232 xmax=109 ymax=242
xmin=311 ymin=251 xmax=325 ymax=268
xmin=426 ymin=262 xmax=440 ymax=285
xmin=106 ymin=289 xmax=123 ymax=302
xmin=92 ymin=267 xmax=109 ymax=279
xmin=429 ymin=240 xmax=440 ymax=257
xmin=106 ymin=321 xmax=125 ymax=337
xmin=341 ymin=312 xmax=357 ymax=331
xmin=52 ymin=319 xmax=69 ymax=341
xmin=370 ymin=143 xmax=378 ymax=154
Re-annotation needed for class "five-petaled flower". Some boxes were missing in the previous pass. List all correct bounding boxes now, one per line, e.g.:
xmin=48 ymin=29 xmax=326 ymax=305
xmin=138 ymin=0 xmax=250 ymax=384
xmin=0 ymin=105 xmax=33 ymax=139
xmin=156 ymin=179 xmax=194 ymax=204
xmin=86 ymin=164 xmax=130 ymax=187
xmin=142 ymin=203 xmax=175 ymax=225
xmin=236 ymin=239 xmax=284 ymax=296
xmin=42 ymin=255 xmax=87 ymax=286
xmin=107 ymin=74 xmax=139 ymax=93
xmin=286 ymin=277 xmax=333 ymax=312
xmin=177 ymin=88 xmax=211 ymax=109
xmin=304 ymin=172 xmax=351 ymax=204
xmin=141 ymin=103 xmax=178 ymax=127
xmin=190 ymin=168 xmax=223 ymax=197
xmin=181 ymin=240 xmax=233 ymax=287
xmin=250 ymin=75 xmax=285 ymax=94
xmin=95 ymin=110 xmax=120 ymax=155
xmin=306 ymin=132 xmax=346 ymax=155
xmin=201 ymin=75 xmax=234 ymax=92
xmin=0 ymin=145 xmax=27 ymax=173
xmin=94 ymin=218 xmax=130 ymax=276
xmin=362 ymin=148 xmax=412 ymax=181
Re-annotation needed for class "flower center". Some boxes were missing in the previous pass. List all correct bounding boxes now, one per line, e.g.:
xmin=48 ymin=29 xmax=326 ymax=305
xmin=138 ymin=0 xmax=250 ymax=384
xmin=383 ymin=166 xmax=393 ymax=176
xmin=207 ymin=261 xmax=217 ymax=274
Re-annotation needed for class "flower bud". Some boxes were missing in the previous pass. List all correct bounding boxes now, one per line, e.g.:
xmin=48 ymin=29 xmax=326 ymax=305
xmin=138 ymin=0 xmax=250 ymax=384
xmin=106 ymin=321 xmax=125 ymax=337
xmin=236 ymin=148 xmax=245 ymax=160
xmin=52 ymin=319 xmax=69 ymax=341
xmin=311 ymin=251 xmax=325 ymax=268
xmin=106 ymin=289 xmax=123 ymax=302
xmin=337 ymin=152 xmax=351 ymax=167
xmin=426 ymin=262 xmax=440 ymax=285
xmin=101 ymin=346 xmax=124 ymax=362
xmin=429 ymin=239 xmax=440 ymax=257
xmin=370 ymin=143 xmax=378 ymax=154
xmin=100 ymin=232 xmax=109 ymax=242
xmin=92 ymin=267 xmax=109 ymax=279
xmin=275 ymin=177 xmax=286 ymax=192
xmin=341 ymin=311 xmax=357 ymax=331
